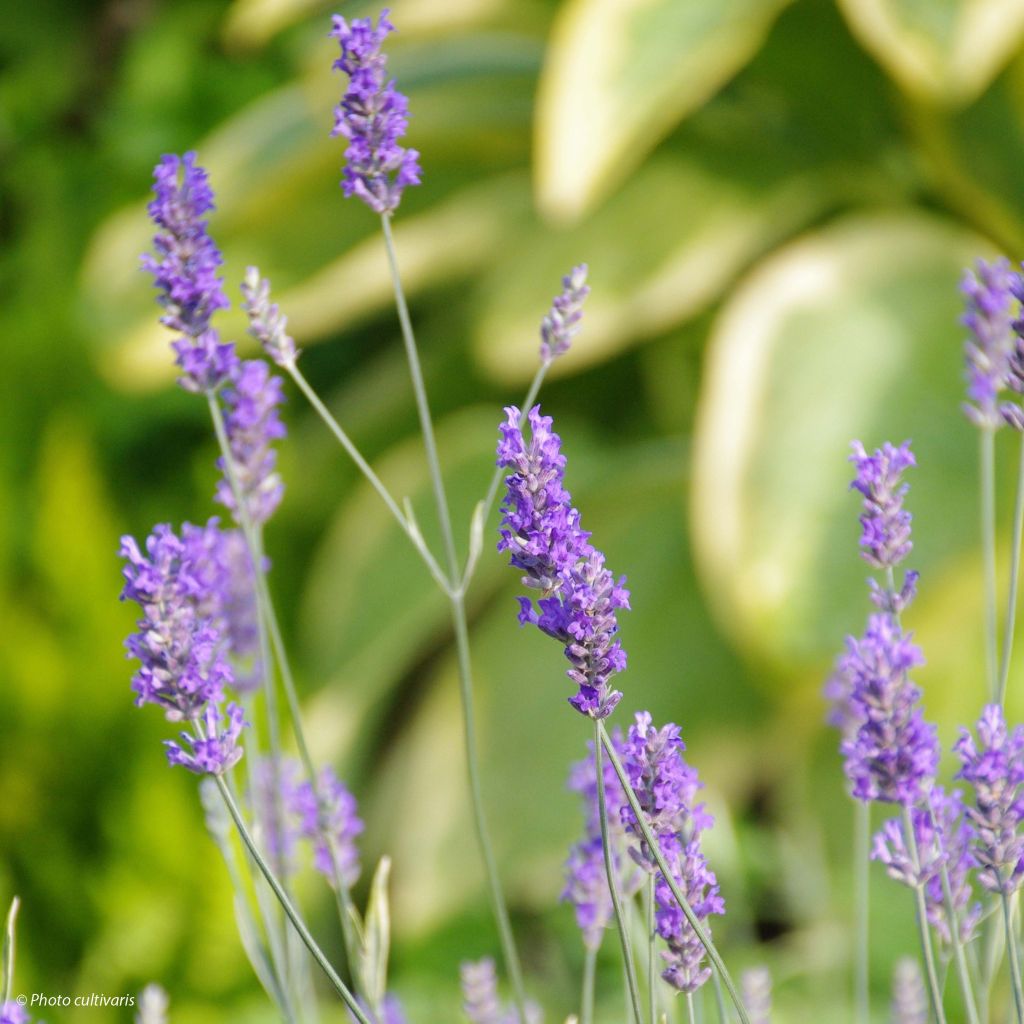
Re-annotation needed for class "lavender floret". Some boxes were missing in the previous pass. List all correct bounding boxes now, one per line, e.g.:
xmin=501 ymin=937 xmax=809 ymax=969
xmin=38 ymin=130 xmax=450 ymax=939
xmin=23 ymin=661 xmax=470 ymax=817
xmin=962 ymin=258 xmax=1017 ymax=428
xmin=215 ymin=360 xmax=286 ymax=527
xmin=955 ymin=704 xmax=1024 ymax=893
xmin=165 ymin=701 xmax=246 ymax=775
xmin=497 ymin=405 xmax=629 ymax=718
xmin=141 ymin=152 xmax=237 ymax=392
xmin=840 ymin=614 xmax=938 ymax=805
xmin=540 ymin=264 xmax=589 ymax=363
xmin=330 ymin=9 xmax=421 ymax=215
xmin=241 ymin=267 xmax=298 ymax=367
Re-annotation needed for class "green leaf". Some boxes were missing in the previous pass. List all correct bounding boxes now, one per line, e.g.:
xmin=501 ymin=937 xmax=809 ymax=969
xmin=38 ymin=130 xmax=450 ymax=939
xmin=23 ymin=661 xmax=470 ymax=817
xmin=360 ymin=856 xmax=392 ymax=1011
xmin=473 ymin=157 xmax=825 ymax=384
xmin=691 ymin=210 xmax=992 ymax=671
xmin=2 ymin=895 xmax=19 ymax=1005
xmin=837 ymin=0 xmax=1024 ymax=104
xmin=535 ymin=0 xmax=792 ymax=219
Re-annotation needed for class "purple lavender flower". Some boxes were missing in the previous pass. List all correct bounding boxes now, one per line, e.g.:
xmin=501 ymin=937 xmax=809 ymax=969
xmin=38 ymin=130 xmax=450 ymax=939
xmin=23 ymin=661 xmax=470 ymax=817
xmin=539 ymin=265 xmax=589 ymax=364
xmin=215 ymin=360 xmax=286 ymax=527
xmin=872 ymin=787 xmax=980 ymax=946
xmin=497 ymin=406 xmax=629 ymax=718
xmin=840 ymin=614 xmax=938 ymax=805
xmin=330 ymin=10 xmax=421 ymax=215
xmin=120 ymin=522 xmax=235 ymax=721
xmin=165 ymin=700 xmax=246 ymax=774
xmin=0 ymin=1003 xmax=29 ymax=1024
xmin=891 ymin=958 xmax=927 ymax=1024
xmin=961 ymin=258 xmax=1017 ymax=428
xmin=241 ymin=267 xmax=298 ymax=367
xmin=955 ymin=704 xmax=1024 ymax=893
xmin=252 ymin=756 xmax=303 ymax=868
xmin=141 ymin=152 xmax=237 ymax=393
xmin=459 ymin=960 xmax=540 ymax=1024
xmin=289 ymin=767 xmax=364 ymax=887
xmin=217 ymin=529 xmax=261 ymax=691
xmin=740 ymin=967 xmax=772 ymax=1024
xmin=849 ymin=441 xmax=915 ymax=571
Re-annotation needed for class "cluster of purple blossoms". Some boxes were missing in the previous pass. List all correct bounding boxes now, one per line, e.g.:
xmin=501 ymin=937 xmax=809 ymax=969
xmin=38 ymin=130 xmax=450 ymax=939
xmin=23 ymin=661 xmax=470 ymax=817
xmin=120 ymin=519 xmax=248 ymax=773
xmin=955 ymin=704 xmax=1024 ymax=893
xmin=142 ymin=152 xmax=237 ymax=393
xmin=242 ymin=267 xmax=298 ymax=368
xmin=839 ymin=614 xmax=938 ymax=805
xmin=539 ymin=265 xmax=590 ymax=364
xmin=621 ymin=712 xmax=723 ymax=994
xmin=849 ymin=440 xmax=915 ymax=573
xmin=215 ymin=359 xmax=287 ymax=527
xmin=961 ymin=257 xmax=1018 ymax=429
xmin=497 ymin=406 xmax=629 ymax=718
xmin=459 ymin=959 xmax=539 ymax=1024
xmin=562 ymin=730 xmax=635 ymax=949
xmin=330 ymin=10 xmax=421 ymax=215
xmin=0 ymin=1003 xmax=29 ymax=1024
xmin=872 ymin=786 xmax=980 ymax=946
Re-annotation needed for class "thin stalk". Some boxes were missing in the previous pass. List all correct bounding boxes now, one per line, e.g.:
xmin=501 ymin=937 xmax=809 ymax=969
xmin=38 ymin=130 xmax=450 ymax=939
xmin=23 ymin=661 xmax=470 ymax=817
xmin=451 ymin=595 xmax=529 ymax=1021
xmin=854 ymin=799 xmax=870 ymax=1024
xmin=1002 ymin=889 xmax=1024 ymax=1024
xmin=595 ymin=721 xmax=644 ymax=1024
xmin=648 ymin=874 xmax=657 ymax=1024
xmin=380 ymin=212 xmax=528 ymax=1018
xmin=581 ymin=944 xmax=597 ymax=1024
xmin=903 ymin=808 xmax=947 ymax=1024
xmin=598 ymin=723 xmax=751 ymax=1024
xmin=214 ymin=776 xmax=372 ymax=1024
xmin=999 ymin=433 xmax=1024 ymax=706
xmin=686 ymin=992 xmax=697 ymax=1024
xmin=983 ymin=427 xmax=999 ymax=700
xmin=712 ymin=969 xmax=728 ymax=1024
xmin=285 ymin=362 xmax=449 ymax=591
xmin=380 ymin=213 xmax=459 ymax=579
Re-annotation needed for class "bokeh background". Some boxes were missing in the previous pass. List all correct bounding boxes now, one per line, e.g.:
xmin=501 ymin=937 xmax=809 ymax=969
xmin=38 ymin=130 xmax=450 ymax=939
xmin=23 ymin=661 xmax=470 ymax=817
xmin=4 ymin=0 xmax=1024 ymax=1019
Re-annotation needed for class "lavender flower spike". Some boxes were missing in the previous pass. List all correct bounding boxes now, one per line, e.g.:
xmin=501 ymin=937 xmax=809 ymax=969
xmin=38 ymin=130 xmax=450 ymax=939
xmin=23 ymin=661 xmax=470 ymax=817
xmin=242 ymin=267 xmax=298 ymax=367
xmin=540 ymin=264 xmax=590 ymax=363
xmin=460 ymin=959 xmax=540 ymax=1024
xmin=891 ymin=958 xmax=928 ymax=1024
xmin=849 ymin=440 xmax=915 ymax=571
xmin=961 ymin=257 xmax=1017 ymax=429
xmin=740 ymin=967 xmax=772 ymax=1024
xmin=141 ymin=152 xmax=237 ymax=393
xmin=330 ymin=9 xmax=421 ymax=215
xmin=165 ymin=700 xmax=246 ymax=775
xmin=215 ymin=360 xmax=287 ymax=527
xmin=290 ymin=767 xmax=364 ymax=887
xmin=497 ymin=405 xmax=629 ymax=718
xmin=955 ymin=704 xmax=1024 ymax=893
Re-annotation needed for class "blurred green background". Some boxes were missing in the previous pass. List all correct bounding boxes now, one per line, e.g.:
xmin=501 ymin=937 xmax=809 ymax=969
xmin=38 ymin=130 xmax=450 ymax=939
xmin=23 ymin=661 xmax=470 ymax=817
xmin=4 ymin=0 xmax=1024 ymax=1019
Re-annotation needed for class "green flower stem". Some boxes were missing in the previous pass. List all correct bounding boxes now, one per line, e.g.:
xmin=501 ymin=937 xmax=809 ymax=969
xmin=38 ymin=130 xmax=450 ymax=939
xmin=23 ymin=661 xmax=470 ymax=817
xmin=686 ymin=991 xmax=697 ymax=1024
xmin=214 ymin=775 xmax=372 ymax=1024
xmin=712 ymin=968 xmax=728 ymax=1024
xmin=999 ymin=433 xmax=1024 ymax=706
xmin=581 ymin=945 xmax=597 ymax=1024
xmin=982 ymin=427 xmax=999 ymax=701
xmin=285 ymin=361 xmax=449 ymax=592
xmin=379 ymin=212 xmax=528 ymax=1019
xmin=451 ymin=593 xmax=529 ymax=1022
xmin=595 ymin=720 xmax=644 ymax=1024
xmin=854 ymin=799 xmax=869 ymax=1024
xmin=902 ymin=807 xmax=947 ymax=1024
xmin=648 ymin=873 xmax=657 ymax=1024
xmin=597 ymin=722 xmax=750 ymax=1024
xmin=1002 ymin=889 xmax=1024 ymax=1024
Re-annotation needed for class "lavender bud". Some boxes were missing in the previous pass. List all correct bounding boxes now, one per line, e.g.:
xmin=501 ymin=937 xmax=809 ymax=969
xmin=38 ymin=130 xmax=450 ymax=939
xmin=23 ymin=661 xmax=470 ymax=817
xmin=962 ymin=258 xmax=1018 ymax=428
xmin=540 ymin=264 xmax=590 ymax=364
xmin=330 ymin=9 xmax=421 ymax=215
xmin=241 ymin=267 xmax=298 ymax=367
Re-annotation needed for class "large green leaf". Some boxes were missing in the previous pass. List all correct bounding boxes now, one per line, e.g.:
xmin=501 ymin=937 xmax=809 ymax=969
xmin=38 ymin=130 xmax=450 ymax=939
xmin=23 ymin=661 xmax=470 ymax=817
xmin=837 ymin=0 xmax=1024 ymax=104
xmin=535 ymin=0 xmax=792 ymax=220
xmin=691 ymin=211 xmax=996 ymax=672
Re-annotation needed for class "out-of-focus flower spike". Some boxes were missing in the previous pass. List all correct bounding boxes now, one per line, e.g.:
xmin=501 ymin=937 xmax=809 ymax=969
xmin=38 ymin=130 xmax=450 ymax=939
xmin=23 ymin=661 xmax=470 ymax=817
xmin=540 ymin=264 xmax=590 ymax=364
xmin=741 ymin=967 xmax=772 ymax=1024
xmin=135 ymin=985 xmax=170 ymax=1024
xmin=962 ymin=258 xmax=1018 ymax=429
xmin=241 ymin=267 xmax=298 ymax=367
xmin=891 ymin=957 xmax=928 ymax=1024
xmin=849 ymin=440 xmax=915 ymax=571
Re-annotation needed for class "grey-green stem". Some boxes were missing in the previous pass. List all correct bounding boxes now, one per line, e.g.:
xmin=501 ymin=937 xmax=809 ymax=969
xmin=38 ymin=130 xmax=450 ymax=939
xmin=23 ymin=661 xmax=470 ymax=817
xmin=1002 ymin=888 xmax=1024 ymax=1024
xmin=999 ymin=433 xmax=1024 ymax=706
xmin=903 ymin=807 xmax=947 ymax=1024
xmin=595 ymin=720 xmax=644 ymax=1024
xmin=982 ymin=427 xmax=999 ymax=700
xmin=581 ymin=944 xmax=597 ymax=1024
xmin=598 ymin=722 xmax=751 ymax=1024
xmin=648 ymin=873 xmax=657 ymax=1024
xmin=214 ymin=775 xmax=372 ymax=1024
xmin=854 ymin=799 xmax=870 ymax=1024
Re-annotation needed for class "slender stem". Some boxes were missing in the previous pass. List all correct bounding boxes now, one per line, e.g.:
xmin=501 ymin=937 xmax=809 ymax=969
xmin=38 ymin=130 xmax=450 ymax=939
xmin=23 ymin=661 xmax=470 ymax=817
xmin=902 ymin=808 xmax=947 ymax=1024
xmin=598 ymin=723 xmax=751 ymax=1024
xmin=982 ymin=427 xmax=999 ymax=701
xmin=582 ymin=944 xmax=597 ymax=1024
xmin=285 ymin=362 xmax=450 ymax=592
xmin=214 ymin=776 xmax=372 ymax=1024
xmin=712 ymin=968 xmax=728 ymax=1024
xmin=686 ymin=991 xmax=697 ymax=1024
xmin=380 ymin=213 xmax=459 ymax=582
xmin=854 ymin=799 xmax=870 ymax=1024
xmin=648 ymin=873 xmax=657 ymax=1024
xmin=595 ymin=720 xmax=644 ymax=1024
xmin=999 ymin=434 xmax=1024 ymax=706
xmin=1003 ymin=890 xmax=1024 ymax=1024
